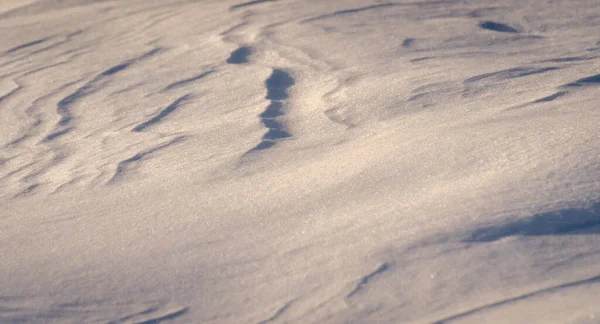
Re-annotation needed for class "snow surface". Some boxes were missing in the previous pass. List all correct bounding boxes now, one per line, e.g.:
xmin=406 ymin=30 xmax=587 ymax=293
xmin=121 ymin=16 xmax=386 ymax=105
xmin=1 ymin=0 xmax=600 ymax=323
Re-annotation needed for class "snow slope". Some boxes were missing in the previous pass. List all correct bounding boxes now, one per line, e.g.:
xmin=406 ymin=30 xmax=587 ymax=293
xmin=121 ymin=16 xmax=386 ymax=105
xmin=1 ymin=0 xmax=599 ymax=323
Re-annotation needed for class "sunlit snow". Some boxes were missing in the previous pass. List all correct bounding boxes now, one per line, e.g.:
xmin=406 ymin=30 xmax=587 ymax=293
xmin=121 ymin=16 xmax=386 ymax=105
xmin=1 ymin=0 xmax=600 ymax=323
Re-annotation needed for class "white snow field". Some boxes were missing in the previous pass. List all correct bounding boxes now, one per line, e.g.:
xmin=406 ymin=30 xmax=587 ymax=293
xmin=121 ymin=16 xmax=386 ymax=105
xmin=1 ymin=0 xmax=600 ymax=322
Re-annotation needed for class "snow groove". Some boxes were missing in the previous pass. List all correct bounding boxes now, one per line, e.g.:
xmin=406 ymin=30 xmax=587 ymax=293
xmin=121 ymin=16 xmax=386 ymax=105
xmin=531 ymin=91 xmax=568 ymax=104
xmin=464 ymin=67 xmax=559 ymax=84
xmin=230 ymin=0 xmax=278 ymax=11
xmin=478 ymin=21 xmax=519 ymax=33
xmin=565 ymin=73 xmax=600 ymax=87
xmin=5 ymin=37 xmax=49 ymax=54
xmin=0 ymin=82 xmax=21 ymax=105
xmin=2 ymin=0 xmax=600 ymax=322
xmin=247 ymin=68 xmax=295 ymax=152
xmin=257 ymin=300 xmax=294 ymax=324
xmin=109 ymin=136 xmax=185 ymax=183
xmin=465 ymin=202 xmax=600 ymax=242
xmin=0 ymin=297 xmax=187 ymax=324
xmin=132 ymin=94 xmax=192 ymax=132
xmin=163 ymin=71 xmax=214 ymax=91
xmin=432 ymin=273 xmax=600 ymax=323
xmin=301 ymin=3 xmax=397 ymax=24
xmin=122 ymin=305 xmax=188 ymax=324
xmin=346 ymin=263 xmax=390 ymax=299
xmin=44 ymin=48 xmax=163 ymax=141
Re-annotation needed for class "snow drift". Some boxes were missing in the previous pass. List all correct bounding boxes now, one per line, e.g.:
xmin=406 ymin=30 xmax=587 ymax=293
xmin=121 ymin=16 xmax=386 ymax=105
xmin=1 ymin=0 xmax=599 ymax=323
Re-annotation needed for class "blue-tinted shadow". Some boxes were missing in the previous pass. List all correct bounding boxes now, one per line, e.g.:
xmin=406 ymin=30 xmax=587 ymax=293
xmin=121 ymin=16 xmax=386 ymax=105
xmin=226 ymin=46 xmax=251 ymax=64
xmin=466 ymin=202 xmax=600 ymax=242
xmin=265 ymin=69 xmax=295 ymax=100
xmin=479 ymin=21 xmax=518 ymax=33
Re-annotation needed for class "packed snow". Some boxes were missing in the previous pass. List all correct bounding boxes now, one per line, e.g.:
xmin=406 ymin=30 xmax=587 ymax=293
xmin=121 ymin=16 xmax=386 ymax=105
xmin=1 ymin=0 xmax=600 ymax=323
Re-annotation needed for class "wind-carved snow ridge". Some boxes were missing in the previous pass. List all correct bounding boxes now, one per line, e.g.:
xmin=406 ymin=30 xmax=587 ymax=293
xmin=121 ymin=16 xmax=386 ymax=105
xmin=3 ymin=0 xmax=600 ymax=322
xmin=163 ymin=71 xmax=214 ymax=91
xmin=465 ymin=202 xmax=600 ymax=242
xmin=301 ymin=3 xmax=397 ymax=23
xmin=133 ymin=94 xmax=191 ymax=132
xmin=5 ymin=37 xmax=49 ymax=54
xmin=13 ymin=183 xmax=39 ymax=199
xmin=0 ymin=82 xmax=21 ymax=105
xmin=109 ymin=136 xmax=186 ymax=184
xmin=44 ymin=48 xmax=163 ymax=141
xmin=464 ymin=67 xmax=559 ymax=84
xmin=0 ymin=297 xmax=187 ymax=324
xmin=0 ymin=30 xmax=83 ymax=72
xmin=346 ymin=263 xmax=390 ymax=299
xmin=565 ymin=73 xmax=600 ymax=87
xmin=246 ymin=69 xmax=295 ymax=153
xmin=530 ymin=91 xmax=568 ymax=104
xmin=257 ymin=300 xmax=295 ymax=324
xmin=230 ymin=0 xmax=278 ymax=11
xmin=432 ymin=273 xmax=600 ymax=324
xmin=515 ymin=70 xmax=600 ymax=108
xmin=109 ymin=303 xmax=188 ymax=324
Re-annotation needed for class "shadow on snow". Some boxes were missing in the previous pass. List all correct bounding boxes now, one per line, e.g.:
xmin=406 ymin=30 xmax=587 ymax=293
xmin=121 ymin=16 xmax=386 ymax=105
xmin=466 ymin=202 xmax=600 ymax=242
